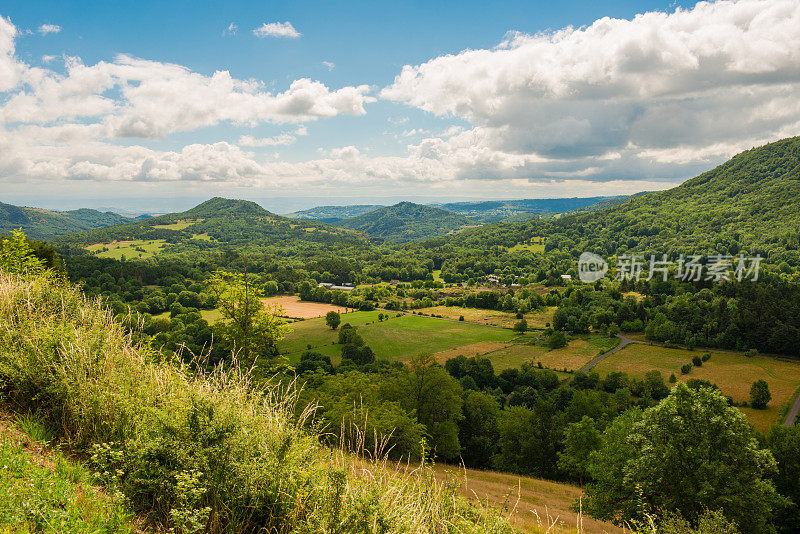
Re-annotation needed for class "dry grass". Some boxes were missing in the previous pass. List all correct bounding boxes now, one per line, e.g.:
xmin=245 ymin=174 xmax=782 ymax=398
xmin=593 ymin=344 xmax=800 ymax=431
xmin=432 ymin=464 xmax=624 ymax=534
xmin=432 ymin=341 xmax=512 ymax=364
xmin=262 ymin=296 xmax=348 ymax=319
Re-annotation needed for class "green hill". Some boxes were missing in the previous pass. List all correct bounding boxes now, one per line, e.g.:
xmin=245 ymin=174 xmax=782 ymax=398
xmin=335 ymin=201 xmax=475 ymax=242
xmin=0 ymin=201 xmax=131 ymax=239
xmin=432 ymin=136 xmax=800 ymax=270
xmin=57 ymin=196 xmax=364 ymax=250
xmin=557 ymin=136 xmax=800 ymax=264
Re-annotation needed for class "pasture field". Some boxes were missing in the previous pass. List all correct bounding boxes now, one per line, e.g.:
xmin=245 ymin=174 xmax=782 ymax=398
xmin=278 ymin=311 xmax=523 ymax=364
xmin=262 ymin=296 xmax=348 ymax=319
xmin=417 ymin=306 xmax=555 ymax=329
xmin=484 ymin=334 xmax=619 ymax=372
xmin=431 ymin=464 xmax=622 ymax=534
xmin=593 ymin=344 xmax=800 ymax=431
xmin=85 ymin=239 xmax=166 ymax=259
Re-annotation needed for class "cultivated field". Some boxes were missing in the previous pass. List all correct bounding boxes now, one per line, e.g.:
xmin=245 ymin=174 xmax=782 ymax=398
xmin=278 ymin=311 xmax=524 ymax=364
xmin=417 ymin=306 xmax=556 ymax=329
xmin=152 ymin=219 xmax=202 ymax=230
xmin=85 ymin=239 xmax=166 ymax=259
xmin=432 ymin=464 xmax=622 ymax=534
xmin=593 ymin=344 xmax=800 ymax=431
xmin=262 ymin=296 xmax=348 ymax=319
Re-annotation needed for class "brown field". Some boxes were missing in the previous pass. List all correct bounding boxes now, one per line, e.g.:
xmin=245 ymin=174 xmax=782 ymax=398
xmin=262 ymin=296 xmax=348 ymax=319
xmin=593 ymin=344 xmax=800 ymax=431
xmin=432 ymin=464 xmax=623 ymax=534
xmin=417 ymin=306 xmax=556 ymax=329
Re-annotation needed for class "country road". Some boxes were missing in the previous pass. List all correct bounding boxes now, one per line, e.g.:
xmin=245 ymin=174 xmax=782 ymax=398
xmin=785 ymin=391 xmax=800 ymax=427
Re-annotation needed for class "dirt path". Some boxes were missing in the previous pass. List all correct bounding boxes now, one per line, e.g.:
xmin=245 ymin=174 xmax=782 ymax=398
xmin=785 ymin=391 xmax=800 ymax=427
xmin=579 ymin=334 xmax=634 ymax=372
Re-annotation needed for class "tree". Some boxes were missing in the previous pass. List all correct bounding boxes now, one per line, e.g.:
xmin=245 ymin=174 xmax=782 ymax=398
xmin=325 ymin=311 xmax=341 ymax=330
xmin=586 ymin=384 xmax=778 ymax=533
xmin=558 ymin=416 xmax=601 ymax=484
xmin=459 ymin=390 xmax=500 ymax=468
xmin=750 ymin=379 xmax=771 ymax=409
xmin=264 ymin=280 xmax=279 ymax=296
xmin=0 ymin=230 xmax=45 ymax=275
xmin=391 ymin=354 xmax=463 ymax=461
xmin=765 ymin=425 xmax=800 ymax=533
xmin=209 ymin=270 xmax=288 ymax=365
xmin=513 ymin=318 xmax=528 ymax=334
xmin=548 ymin=330 xmax=567 ymax=349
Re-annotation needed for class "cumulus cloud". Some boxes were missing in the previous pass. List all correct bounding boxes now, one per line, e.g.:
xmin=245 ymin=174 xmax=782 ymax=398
xmin=383 ymin=0 xmax=800 ymax=169
xmin=3 ymin=1 xmax=800 ymax=195
xmin=253 ymin=21 xmax=301 ymax=39
xmin=37 ymin=24 xmax=61 ymax=35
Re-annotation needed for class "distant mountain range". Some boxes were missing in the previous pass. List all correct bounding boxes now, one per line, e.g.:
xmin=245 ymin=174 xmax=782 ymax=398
xmin=0 ymin=201 xmax=137 ymax=240
xmin=333 ymin=202 xmax=475 ymax=242
xmin=286 ymin=196 xmax=620 ymax=224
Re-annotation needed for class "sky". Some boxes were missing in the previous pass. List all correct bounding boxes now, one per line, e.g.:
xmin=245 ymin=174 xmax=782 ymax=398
xmin=1 ymin=0 xmax=799 ymax=211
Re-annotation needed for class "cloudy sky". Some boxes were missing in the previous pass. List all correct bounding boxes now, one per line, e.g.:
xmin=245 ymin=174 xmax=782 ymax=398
xmin=1 ymin=0 xmax=799 ymax=209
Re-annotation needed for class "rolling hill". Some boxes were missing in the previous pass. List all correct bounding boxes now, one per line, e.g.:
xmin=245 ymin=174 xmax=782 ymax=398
xmin=0 ymin=201 xmax=132 ymax=240
xmin=56 ymin=197 xmax=364 ymax=250
xmin=436 ymin=196 xmax=621 ymax=222
xmin=430 ymin=136 xmax=800 ymax=271
xmin=334 ymin=201 xmax=475 ymax=242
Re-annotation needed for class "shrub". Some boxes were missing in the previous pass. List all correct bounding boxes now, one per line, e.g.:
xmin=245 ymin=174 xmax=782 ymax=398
xmin=701 ymin=352 xmax=711 ymax=362
xmin=680 ymin=364 xmax=692 ymax=375
xmin=669 ymin=373 xmax=677 ymax=383
xmin=692 ymin=355 xmax=702 ymax=367
xmin=458 ymin=315 xmax=465 ymax=321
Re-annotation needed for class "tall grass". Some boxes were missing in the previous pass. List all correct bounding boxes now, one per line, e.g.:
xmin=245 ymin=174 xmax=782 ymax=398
xmin=0 ymin=272 xmax=513 ymax=533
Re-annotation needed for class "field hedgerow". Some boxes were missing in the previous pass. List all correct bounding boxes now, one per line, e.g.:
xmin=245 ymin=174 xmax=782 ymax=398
xmin=0 ymin=272 xmax=514 ymax=533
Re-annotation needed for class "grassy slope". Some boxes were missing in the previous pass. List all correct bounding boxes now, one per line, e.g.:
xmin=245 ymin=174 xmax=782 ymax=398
xmin=432 ymin=464 xmax=624 ymax=534
xmin=0 ymin=273 xmax=511 ymax=533
xmin=0 ymin=415 xmax=135 ymax=532
xmin=593 ymin=343 xmax=800 ymax=431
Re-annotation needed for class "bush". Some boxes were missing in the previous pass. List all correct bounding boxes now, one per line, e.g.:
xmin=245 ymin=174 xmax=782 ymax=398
xmin=681 ymin=364 xmax=692 ymax=374
xmin=692 ymin=355 xmax=702 ymax=367
xmin=0 ymin=273 xmax=512 ymax=534
xmin=701 ymin=352 xmax=711 ymax=362
xmin=669 ymin=373 xmax=677 ymax=383
xmin=750 ymin=379 xmax=772 ymax=409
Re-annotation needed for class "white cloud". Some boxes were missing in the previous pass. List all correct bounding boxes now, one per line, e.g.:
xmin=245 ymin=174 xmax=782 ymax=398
xmin=223 ymin=22 xmax=237 ymax=36
xmin=382 ymin=0 xmax=800 ymax=170
xmin=322 ymin=61 xmax=335 ymax=71
xmin=41 ymin=54 xmax=57 ymax=64
xmin=37 ymin=24 xmax=61 ymax=35
xmin=252 ymin=21 xmax=301 ymax=39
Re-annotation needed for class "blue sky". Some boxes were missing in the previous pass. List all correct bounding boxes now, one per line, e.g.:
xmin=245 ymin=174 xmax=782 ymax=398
xmin=1 ymin=0 xmax=798 ymax=211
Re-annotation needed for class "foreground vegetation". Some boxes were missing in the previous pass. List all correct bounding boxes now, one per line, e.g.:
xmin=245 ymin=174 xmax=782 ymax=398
xmin=0 ymin=271 xmax=512 ymax=533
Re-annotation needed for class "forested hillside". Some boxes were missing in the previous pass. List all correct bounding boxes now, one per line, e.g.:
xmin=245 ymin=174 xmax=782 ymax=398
xmin=335 ymin=201 xmax=474 ymax=241
xmin=0 ymin=201 xmax=131 ymax=239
